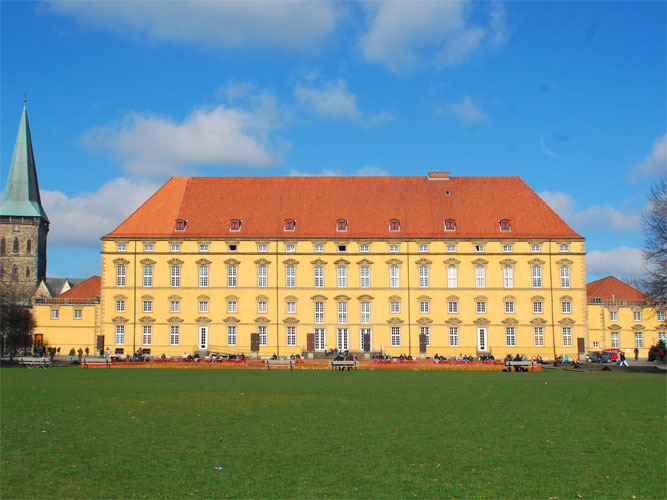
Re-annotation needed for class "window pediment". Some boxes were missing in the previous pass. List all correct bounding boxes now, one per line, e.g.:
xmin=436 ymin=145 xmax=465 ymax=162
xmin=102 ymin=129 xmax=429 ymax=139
xmin=167 ymin=258 xmax=184 ymax=266
xmin=503 ymin=295 xmax=516 ymax=302
xmin=113 ymin=258 xmax=130 ymax=266
xmin=283 ymin=258 xmax=300 ymax=266
xmin=139 ymin=316 xmax=155 ymax=324
xmin=356 ymin=258 xmax=374 ymax=266
xmin=386 ymin=258 xmax=403 ymax=266
xmin=224 ymin=258 xmax=241 ymax=267
xmin=415 ymin=258 xmax=432 ymax=266
xmin=254 ymin=317 xmax=271 ymax=324
xmin=140 ymin=258 xmax=156 ymax=266
xmin=283 ymin=317 xmax=300 ymax=325
xmin=531 ymin=295 xmax=545 ymax=302
xmin=446 ymin=317 xmax=462 ymax=325
xmin=197 ymin=294 xmax=210 ymax=301
xmin=195 ymin=316 xmax=211 ymax=324
xmin=334 ymin=295 xmax=351 ymax=302
xmin=256 ymin=295 xmax=269 ymax=302
xmin=530 ymin=318 xmax=547 ymax=326
xmin=474 ymin=295 xmax=488 ymax=302
xmin=254 ymin=258 xmax=271 ymax=266
xmin=223 ymin=317 xmax=240 ymax=324
xmin=141 ymin=294 xmax=154 ymax=301
xmin=560 ymin=295 xmax=573 ymax=302
xmin=471 ymin=258 xmax=489 ymax=266
xmin=357 ymin=294 xmax=375 ymax=301
xmin=608 ymin=324 xmax=622 ymax=331
xmin=196 ymin=258 xmax=212 ymax=266
xmin=388 ymin=295 xmax=402 ymax=302
xmin=556 ymin=258 xmax=573 ymax=267
xmin=334 ymin=259 xmax=350 ymax=267
xmin=112 ymin=316 xmax=128 ymax=324
xmin=168 ymin=295 xmax=181 ymax=301
xmin=311 ymin=258 xmax=328 ymax=266
xmin=284 ymin=295 xmax=298 ymax=302
xmin=499 ymin=259 xmax=517 ymax=266
xmin=311 ymin=295 xmax=328 ymax=301
xmin=417 ymin=295 xmax=431 ymax=302
xmin=559 ymin=318 xmax=575 ymax=326
xmin=502 ymin=318 xmax=518 ymax=326
xmin=446 ymin=295 xmax=459 ymax=302
xmin=417 ymin=317 xmax=433 ymax=325
xmin=444 ymin=258 xmax=460 ymax=266
xmin=387 ymin=317 xmax=404 ymax=324
xmin=167 ymin=316 xmax=183 ymax=323
xmin=474 ymin=318 xmax=490 ymax=325
xmin=528 ymin=258 xmax=545 ymax=266
xmin=114 ymin=294 xmax=127 ymax=301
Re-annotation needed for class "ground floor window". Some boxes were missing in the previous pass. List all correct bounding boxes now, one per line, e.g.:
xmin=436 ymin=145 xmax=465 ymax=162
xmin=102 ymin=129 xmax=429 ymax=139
xmin=635 ymin=332 xmax=643 ymax=348
xmin=534 ymin=327 xmax=544 ymax=347
xmin=314 ymin=328 xmax=326 ymax=351
xmin=258 ymin=326 xmax=267 ymax=346
xmin=142 ymin=325 xmax=152 ymax=345
xmin=562 ymin=327 xmax=572 ymax=347
xmin=286 ymin=326 xmax=296 ymax=346
xmin=658 ymin=331 xmax=666 ymax=342
xmin=420 ymin=327 xmax=430 ymax=347
xmin=227 ymin=326 xmax=237 ymax=346
xmin=170 ymin=325 xmax=179 ymax=345
xmin=506 ymin=327 xmax=516 ymax=347
xmin=360 ymin=328 xmax=372 ymax=351
xmin=391 ymin=327 xmax=401 ymax=346
xmin=449 ymin=327 xmax=459 ymax=347
xmin=115 ymin=325 xmax=125 ymax=345
xmin=337 ymin=328 xmax=349 ymax=351
xmin=611 ymin=331 xmax=619 ymax=348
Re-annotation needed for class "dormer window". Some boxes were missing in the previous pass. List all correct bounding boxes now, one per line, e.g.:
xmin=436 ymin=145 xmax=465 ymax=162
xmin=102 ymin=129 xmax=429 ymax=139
xmin=230 ymin=219 xmax=242 ymax=231
xmin=389 ymin=219 xmax=400 ymax=231
xmin=174 ymin=219 xmax=187 ymax=231
xmin=444 ymin=219 xmax=457 ymax=232
xmin=284 ymin=219 xmax=296 ymax=231
xmin=336 ymin=219 xmax=348 ymax=232
xmin=499 ymin=219 xmax=512 ymax=232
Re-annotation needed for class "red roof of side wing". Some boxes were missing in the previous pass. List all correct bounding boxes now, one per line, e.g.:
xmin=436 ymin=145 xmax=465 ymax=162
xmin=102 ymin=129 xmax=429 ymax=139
xmin=586 ymin=276 xmax=651 ymax=302
xmin=56 ymin=276 xmax=101 ymax=299
xmin=104 ymin=176 xmax=582 ymax=240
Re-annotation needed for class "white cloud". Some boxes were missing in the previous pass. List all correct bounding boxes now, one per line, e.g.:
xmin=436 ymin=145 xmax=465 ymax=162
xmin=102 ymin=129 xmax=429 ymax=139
xmin=41 ymin=178 xmax=159 ymax=247
xmin=295 ymin=79 xmax=361 ymax=121
xmin=46 ymin=1 xmax=341 ymax=52
xmin=81 ymin=104 xmax=286 ymax=177
xmin=630 ymin=134 xmax=667 ymax=179
xmin=442 ymin=95 xmax=486 ymax=124
xmin=587 ymin=247 xmax=646 ymax=279
xmin=288 ymin=166 xmax=388 ymax=177
xmin=539 ymin=191 xmax=642 ymax=232
xmin=359 ymin=1 xmax=507 ymax=73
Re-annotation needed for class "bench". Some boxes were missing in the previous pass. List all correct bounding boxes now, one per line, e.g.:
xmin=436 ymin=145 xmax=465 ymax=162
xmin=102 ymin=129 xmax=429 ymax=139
xmin=330 ymin=360 xmax=359 ymax=371
xmin=82 ymin=358 xmax=112 ymax=368
xmin=505 ymin=360 xmax=536 ymax=372
xmin=19 ymin=357 xmax=51 ymax=368
xmin=265 ymin=359 xmax=294 ymax=370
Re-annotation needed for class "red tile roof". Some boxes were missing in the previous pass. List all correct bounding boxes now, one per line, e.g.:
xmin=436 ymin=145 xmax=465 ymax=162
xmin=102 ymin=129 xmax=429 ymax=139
xmin=105 ymin=176 xmax=582 ymax=240
xmin=586 ymin=276 xmax=650 ymax=301
xmin=57 ymin=276 xmax=101 ymax=299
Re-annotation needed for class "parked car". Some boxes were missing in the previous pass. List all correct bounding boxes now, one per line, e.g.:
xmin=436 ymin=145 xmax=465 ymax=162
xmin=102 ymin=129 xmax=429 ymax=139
xmin=585 ymin=351 xmax=612 ymax=363
xmin=602 ymin=348 xmax=622 ymax=362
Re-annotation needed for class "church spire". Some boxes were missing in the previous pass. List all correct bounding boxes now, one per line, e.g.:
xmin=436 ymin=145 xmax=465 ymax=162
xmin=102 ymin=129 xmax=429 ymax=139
xmin=0 ymin=102 xmax=49 ymax=222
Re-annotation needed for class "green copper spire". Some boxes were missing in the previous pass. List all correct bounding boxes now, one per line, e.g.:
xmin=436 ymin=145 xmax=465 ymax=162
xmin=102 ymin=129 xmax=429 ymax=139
xmin=0 ymin=102 xmax=49 ymax=221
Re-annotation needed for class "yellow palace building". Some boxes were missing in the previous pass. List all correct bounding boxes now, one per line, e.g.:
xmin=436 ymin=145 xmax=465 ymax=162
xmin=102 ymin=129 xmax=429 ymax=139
xmin=98 ymin=173 xmax=587 ymax=359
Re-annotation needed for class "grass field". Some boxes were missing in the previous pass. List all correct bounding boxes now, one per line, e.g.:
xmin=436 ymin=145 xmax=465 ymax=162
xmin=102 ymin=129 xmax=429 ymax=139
xmin=1 ymin=367 xmax=665 ymax=499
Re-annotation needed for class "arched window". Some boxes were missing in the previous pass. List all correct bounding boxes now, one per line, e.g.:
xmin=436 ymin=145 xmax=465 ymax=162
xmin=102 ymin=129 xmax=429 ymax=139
xmin=13 ymin=238 xmax=19 ymax=254
xmin=388 ymin=219 xmax=400 ymax=231
xmin=174 ymin=219 xmax=187 ymax=231
xmin=284 ymin=219 xmax=296 ymax=231
xmin=26 ymin=239 xmax=31 ymax=255
xmin=229 ymin=219 xmax=242 ymax=231
xmin=11 ymin=265 xmax=18 ymax=281
xmin=0 ymin=237 xmax=5 ymax=255
xmin=444 ymin=219 xmax=457 ymax=231
xmin=499 ymin=219 xmax=512 ymax=231
xmin=25 ymin=267 xmax=30 ymax=278
xmin=336 ymin=219 xmax=348 ymax=232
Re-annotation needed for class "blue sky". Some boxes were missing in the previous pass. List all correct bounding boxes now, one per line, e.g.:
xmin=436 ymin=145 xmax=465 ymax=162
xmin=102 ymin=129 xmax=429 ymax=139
xmin=1 ymin=1 xmax=665 ymax=281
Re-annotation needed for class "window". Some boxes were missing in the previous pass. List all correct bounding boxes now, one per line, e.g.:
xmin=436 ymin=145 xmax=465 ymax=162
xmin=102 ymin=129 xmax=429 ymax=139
xmin=635 ymin=332 xmax=643 ymax=348
xmin=174 ymin=219 xmax=186 ymax=231
xmin=499 ymin=219 xmax=511 ymax=231
xmin=531 ymin=244 xmax=541 ymax=253
xmin=142 ymin=326 xmax=152 ymax=345
xmin=449 ymin=327 xmax=459 ymax=347
xmin=475 ymin=266 xmax=485 ymax=288
xmin=610 ymin=310 xmax=618 ymax=321
xmin=611 ymin=332 xmax=620 ymax=348
xmin=361 ymin=302 xmax=371 ymax=324
xmin=359 ymin=244 xmax=369 ymax=253
xmin=170 ymin=300 xmax=180 ymax=313
xmin=285 ymin=244 xmax=296 ymax=253
xmin=337 ymin=329 xmax=349 ymax=350
xmin=391 ymin=327 xmax=401 ymax=346
xmin=533 ymin=301 xmax=543 ymax=314
xmin=170 ymin=266 xmax=180 ymax=288
xmin=117 ymin=243 xmax=126 ymax=252
xmin=658 ymin=331 xmax=666 ymax=342
xmin=448 ymin=301 xmax=458 ymax=314
xmin=199 ymin=266 xmax=209 ymax=287
xmin=562 ymin=301 xmax=572 ymax=314
xmin=503 ymin=266 xmax=513 ymax=288
xmin=286 ymin=266 xmax=296 ymax=287
xmin=360 ymin=266 xmax=370 ymax=288
xmin=314 ymin=244 xmax=324 ymax=253
xmin=560 ymin=244 xmax=569 ymax=253
xmin=419 ymin=244 xmax=429 ymax=253
xmin=227 ymin=300 xmax=237 ymax=313
xmin=446 ymin=244 xmax=457 ymax=253
xmin=74 ymin=309 xmax=82 ymax=320
xmin=474 ymin=244 xmax=485 ymax=253
xmin=199 ymin=300 xmax=208 ymax=314
xmin=143 ymin=300 xmax=152 ymax=313
xmin=257 ymin=266 xmax=267 ymax=287
xmin=116 ymin=325 xmax=125 ymax=345
xmin=389 ymin=244 xmax=399 ymax=253
xmin=257 ymin=301 xmax=268 ymax=314
xmin=171 ymin=244 xmax=180 ymax=252
xmin=390 ymin=266 xmax=400 ymax=288
xmin=314 ymin=329 xmax=326 ymax=351
xmin=592 ymin=341 xmax=600 ymax=348
xmin=170 ymin=325 xmax=180 ymax=345
xmin=338 ymin=302 xmax=347 ymax=324
xmin=258 ymin=243 xmax=268 ymax=253
xmin=476 ymin=301 xmax=487 ymax=314
xmin=506 ymin=327 xmax=516 ymax=347
xmin=51 ymin=309 xmax=59 ymax=320
xmin=389 ymin=219 xmax=400 ymax=231
xmin=503 ymin=245 xmax=513 ymax=253
xmin=230 ymin=219 xmax=242 ymax=231
xmin=12 ymin=238 xmax=18 ymax=254
xmin=560 ymin=267 xmax=570 ymax=288
xmin=286 ymin=301 xmax=296 ymax=314
xmin=337 ymin=245 xmax=347 ymax=253
xmin=314 ymin=266 xmax=324 ymax=288
xmin=25 ymin=267 xmax=30 ymax=279
xmin=140 ymin=265 xmax=152 ymax=287
xmin=658 ymin=311 xmax=665 ymax=321
xmin=633 ymin=311 xmax=642 ymax=322
xmin=444 ymin=219 xmax=457 ymax=231
xmin=227 ymin=326 xmax=237 ymax=346
xmin=562 ymin=327 xmax=572 ymax=347
xmin=337 ymin=267 xmax=347 ymax=288
xmin=25 ymin=239 xmax=31 ymax=254
xmin=258 ymin=326 xmax=267 ymax=346
xmin=534 ymin=327 xmax=544 ymax=347
xmin=505 ymin=301 xmax=515 ymax=313
xmin=336 ymin=219 xmax=348 ymax=231
xmin=390 ymin=301 xmax=400 ymax=313
xmin=420 ymin=327 xmax=431 ymax=347
xmin=419 ymin=301 xmax=430 ymax=314
xmin=447 ymin=266 xmax=458 ymax=288
xmin=199 ymin=244 xmax=209 ymax=252
xmin=532 ymin=266 xmax=542 ymax=288
xmin=315 ymin=302 xmax=324 ymax=324
xmin=143 ymin=243 xmax=154 ymax=252
xmin=227 ymin=266 xmax=237 ymax=287
xmin=287 ymin=326 xmax=296 ymax=346
xmin=284 ymin=219 xmax=296 ymax=231
xmin=116 ymin=300 xmax=125 ymax=313
xmin=228 ymin=244 xmax=237 ymax=252
xmin=419 ymin=266 xmax=429 ymax=288
xmin=117 ymin=265 xmax=126 ymax=287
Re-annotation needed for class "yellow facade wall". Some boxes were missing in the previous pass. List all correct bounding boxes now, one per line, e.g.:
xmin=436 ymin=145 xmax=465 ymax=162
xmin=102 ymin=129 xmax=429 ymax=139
xmin=32 ymin=300 xmax=100 ymax=354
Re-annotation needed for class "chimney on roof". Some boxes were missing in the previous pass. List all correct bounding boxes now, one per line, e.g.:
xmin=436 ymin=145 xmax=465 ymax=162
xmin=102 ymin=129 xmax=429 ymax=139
xmin=428 ymin=171 xmax=450 ymax=180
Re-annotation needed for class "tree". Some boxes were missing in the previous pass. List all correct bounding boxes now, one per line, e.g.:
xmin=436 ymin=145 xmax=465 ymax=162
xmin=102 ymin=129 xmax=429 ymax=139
xmin=0 ymin=305 xmax=36 ymax=359
xmin=642 ymin=174 xmax=667 ymax=302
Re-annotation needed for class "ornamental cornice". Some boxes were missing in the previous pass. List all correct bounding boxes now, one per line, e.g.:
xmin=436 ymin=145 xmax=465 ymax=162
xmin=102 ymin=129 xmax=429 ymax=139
xmin=141 ymin=294 xmax=154 ymax=301
xmin=608 ymin=324 xmax=622 ymax=331
xmin=446 ymin=295 xmax=459 ymax=302
xmin=224 ymin=258 xmax=241 ymax=266
xmin=556 ymin=258 xmax=574 ymax=267
xmin=256 ymin=295 xmax=269 ymax=302
xmin=417 ymin=295 xmax=431 ymax=302
xmin=197 ymin=294 xmax=209 ymax=301
xmin=284 ymin=295 xmax=298 ymax=302
xmin=531 ymin=295 xmax=545 ymax=302
xmin=311 ymin=258 xmax=328 ymax=266
xmin=444 ymin=258 xmax=460 ymax=266
xmin=528 ymin=258 xmax=545 ymax=266
xmin=357 ymin=294 xmax=375 ymax=302
xmin=386 ymin=258 xmax=403 ymax=266
xmin=167 ymin=258 xmax=183 ymax=266
xmin=559 ymin=318 xmax=575 ymax=326
xmin=113 ymin=258 xmax=130 ymax=266
xmin=282 ymin=258 xmax=300 ymax=266
xmin=139 ymin=316 xmax=155 ymax=324
xmin=195 ymin=316 xmax=211 ymax=324
xmin=474 ymin=295 xmax=488 ymax=302
xmin=311 ymin=295 xmax=328 ymax=301
xmin=446 ymin=318 xmax=462 ymax=325
xmin=168 ymin=295 xmax=182 ymax=301
xmin=167 ymin=316 xmax=184 ymax=323
xmin=356 ymin=258 xmax=374 ymax=266
xmin=499 ymin=258 xmax=517 ymax=266
xmin=560 ymin=295 xmax=574 ymax=302
xmin=417 ymin=317 xmax=433 ymax=325
xmin=114 ymin=294 xmax=128 ymax=301
xmin=195 ymin=258 xmax=212 ymax=266
xmin=254 ymin=316 xmax=271 ymax=324
xmin=503 ymin=295 xmax=516 ymax=302
xmin=502 ymin=318 xmax=518 ymax=326
xmin=388 ymin=295 xmax=402 ymax=302
xmin=223 ymin=317 xmax=240 ymax=324
xmin=474 ymin=318 xmax=490 ymax=325
xmin=333 ymin=259 xmax=350 ymax=267
xmin=254 ymin=258 xmax=271 ymax=266
xmin=225 ymin=295 xmax=239 ymax=301
xmin=140 ymin=258 xmax=156 ymax=266
xmin=471 ymin=258 xmax=489 ymax=266
xmin=631 ymin=324 xmax=645 ymax=331
xmin=530 ymin=318 xmax=547 ymax=326
xmin=387 ymin=317 xmax=404 ymax=325
xmin=333 ymin=295 xmax=351 ymax=302
xmin=415 ymin=258 xmax=432 ymax=266
xmin=111 ymin=316 xmax=128 ymax=324
xmin=283 ymin=317 xmax=300 ymax=325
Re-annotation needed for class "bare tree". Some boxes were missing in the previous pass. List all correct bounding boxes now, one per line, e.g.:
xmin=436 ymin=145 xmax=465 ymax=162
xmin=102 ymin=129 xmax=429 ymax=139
xmin=642 ymin=174 xmax=667 ymax=301
xmin=0 ymin=305 xmax=36 ymax=359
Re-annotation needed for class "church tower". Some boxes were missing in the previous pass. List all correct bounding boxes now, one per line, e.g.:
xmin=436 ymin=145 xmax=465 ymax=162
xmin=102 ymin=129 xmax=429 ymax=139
xmin=0 ymin=102 xmax=49 ymax=302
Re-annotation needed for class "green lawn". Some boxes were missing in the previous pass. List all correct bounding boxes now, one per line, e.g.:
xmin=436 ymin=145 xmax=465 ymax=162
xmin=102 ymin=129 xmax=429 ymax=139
xmin=1 ymin=368 xmax=665 ymax=499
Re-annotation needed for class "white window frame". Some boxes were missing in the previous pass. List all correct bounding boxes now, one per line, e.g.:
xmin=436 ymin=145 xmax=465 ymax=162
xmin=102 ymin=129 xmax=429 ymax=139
xmin=359 ymin=244 xmax=370 ymax=253
xmin=635 ymin=332 xmax=643 ymax=348
xmin=476 ymin=301 xmax=487 ymax=314
xmin=199 ymin=266 xmax=209 ymax=288
xmin=170 ymin=244 xmax=180 ymax=252
xmin=286 ymin=301 xmax=296 ymax=314
xmin=633 ymin=310 xmax=642 ymax=322
xmin=534 ymin=327 xmax=545 ymax=347
xmin=115 ymin=325 xmax=125 ymax=345
xmin=446 ymin=244 xmax=457 ymax=253
xmin=533 ymin=301 xmax=543 ymax=314
xmin=227 ymin=266 xmax=237 ymax=288
xmin=170 ymin=300 xmax=180 ymax=313
xmin=447 ymin=266 xmax=457 ymax=288
xmin=506 ymin=327 xmax=516 ymax=347
xmin=419 ymin=244 xmax=429 ymax=253
xmin=360 ymin=266 xmax=370 ymax=288
xmin=336 ymin=328 xmax=349 ymax=351
xmin=390 ymin=301 xmax=400 ymax=314
xmin=474 ymin=244 xmax=485 ymax=253
xmin=170 ymin=266 xmax=180 ymax=288
xmin=448 ymin=301 xmax=458 ymax=314
xmin=51 ymin=309 xmax=59 ymax=320
xmin=170 ymin=325 xmax=180 ymax=345
xmin=116 ymin=243 xmax=126 ymax=252
xmin=503 ymin=244 xmax=513 ymax=253
xmin=562 ymin=301 xmax=572 ymax=314
xmin=227 ymin=326 xmax=237 ymax=346
xmin=314 ymin=328 xmax=326 ymax=351
xmin=143 ymin=244 xmax=154 ymax=252
xmin=562 ymin=327 xmax=573 ymax=347
xmin=257 ymin=244 xmax=268 ymax=253
xmin=560 ymin=266 xmax=571 ymax=288
xmin=389 ymin=244 xmax=400 ymax=253
xmin=258 ymin=326 xmax=267 ymax=346
xmin=531 ymin=244 xmax=541 ymax=253
xmin=227 ymin=300 xmax=237 ymax=313
xmin=257 ymin=301 xmax=268 ymax=314
xmin=419 ymin=301 xmax=430 ymax=314
xmin=314 ymin=244 xmax=324 ymax=253
xmin=532 ymin=266 xmax=542 ymax=288
xmin=610 ymin=310 xmax=618 ymax=321
xmin=286 ymin=326 xmax=296 ymax=346
xmin=73 ymin=309 xmax=82 ymax=320
xmin=199 ymin=244 xmax=209 ymax=252
xmin=315 ymin=302 xmax=324 ymax=324
xmin=116 ymin=300 xmax=125 ymax=313
xmin=419 ymin=266 xmax=429 ymax=288
xmin=420 ymin=326 xmax=431 ymax=347
xmin=449 ymin=327 xmax=459 ymax=347
xmin=142 ymin=300 xmax=152 ymax=313
xmin=657 ymin=311 xmax=665 ymax=321
xmin=505 ymin=301 xmax=515 ymax=314
xmin=117 ymin=265 xmax=126 ymax=288
xmin=559 ymin=244 xmax=570 ymax=253
xmin=390 ymin=266 xmax=400 ymax=288
xmin=258 ymin=266 xmax=267 ymax=287
xmin=391 ymin=327 xmax=401 ymax=346
xmin=286 ymin=266 xmax=296 ymax=288
xmin=285 ymin=244 xmax=296 ymax=253
xmin=314 ymin=266 xmax=324 ymax=288
xmin=337 ymin=302 xmax=348 ymax=324
xmin=199 ymin=300 xmax=209 ymax=314
xmin=142 ymin=325 xmax=152 ymax=345
xmin=360 ymin=302 xmax=371 ymax=324
xmin=337 ymin=266 xmax=347 ymax=288
xmin=475 ymin=266 xmax=486 ymax=288
xmin=143 ymin=265 xmax=153 ymax=287
xmin=611 ymin=331 xmax=620 ymax=348
xmin=503 ymin=266 xmax=513 ymax=288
